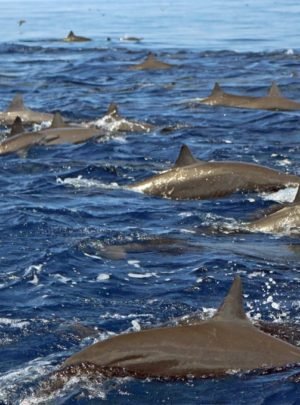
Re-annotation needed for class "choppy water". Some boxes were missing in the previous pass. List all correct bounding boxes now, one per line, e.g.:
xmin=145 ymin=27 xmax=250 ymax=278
xmin=0 ymin=1 xmax=300 ymax=404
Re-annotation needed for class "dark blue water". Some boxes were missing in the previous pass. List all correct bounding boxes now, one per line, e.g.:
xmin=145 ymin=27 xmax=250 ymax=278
xmin=0 ymin=1 xmax=300 ymax=404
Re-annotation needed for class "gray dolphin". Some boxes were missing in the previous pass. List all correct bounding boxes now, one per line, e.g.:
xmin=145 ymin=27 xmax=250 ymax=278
xmin=61 ymin=276 xmax=300 ymax=379
xmin=0 ymin=94 xmax=53 ymax=125
xmin=79 ymin=236 xmax=200 ymax=260
xmin=93 ymin=103 xmax=154 ymax=133
xmin=0 ymin=113 xmax=105 ymax=155
xmin=128 ymin=145 xmax=300 ymax=200
xmin=200 ymin=82 xmax=300 ymax=111
xmin=200 ymin=82 xmax=259 ymax=108
xmin=129 ymin=52 xmax=174 ymax=70
xmin=63 ymin=31 xmax=91 ymax=42
xmin=244 ymin=82 xmax=300 ymax=111
xmin=246 ymin=187 xmax=300 ymax=234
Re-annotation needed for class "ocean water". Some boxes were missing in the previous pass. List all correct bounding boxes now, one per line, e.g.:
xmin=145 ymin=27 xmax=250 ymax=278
xmin=0 ymin=0 xmax=300 ymax=403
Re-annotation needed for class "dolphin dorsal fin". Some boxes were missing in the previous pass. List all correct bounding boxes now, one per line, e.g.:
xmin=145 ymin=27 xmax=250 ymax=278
xmin=268 ymin=82 xmax=282 ymax=98
xmin=107 ymin=103 xmax=119 ymax=117
xmin=50 ymin=112 xmax=65 ymax=128
xmin=211 ymin=82 xmax=224 ymax=97
xmin=7 ymin=94 xmax=25 ymax=111
xmin=10 ymin=116 xmax=24 ymax=136
xmin=147 ymin=52 xmax=156 ymax=61
xmin=212 ymin=276 xmax=248 ymax=322
xmin=294 ymin=186 xmax=300 ymax=203
xmin=174 ymin=145 xmax=201 ymax=167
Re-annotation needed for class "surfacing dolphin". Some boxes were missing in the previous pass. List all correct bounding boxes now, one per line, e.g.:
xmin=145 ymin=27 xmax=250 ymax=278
xmin=246 ymin=187 xmax=300 ymax=234
xmin=244 ymin=82 xmax=300 ymax=111
xmin=63 ymin=31 xmax=91 ymax=42
xmin=200 ymin=82 xmax=259 ymax=108
xmin=129 ymin=52 xmax=174 ymax=70
xmin=61 ymin=276 xmax=300 ymax=379
xmin=0 ymin=94 xmax=53 ymax=125
xmin=92 ymin=103 xmax=154 ymax=133
xmin=128 ymin=145 xmax=300 ymax=200
xmin=200 ymin=82 xmax=300 ymax=111
xmin=0 ymin=113 xmax=105 ymax=156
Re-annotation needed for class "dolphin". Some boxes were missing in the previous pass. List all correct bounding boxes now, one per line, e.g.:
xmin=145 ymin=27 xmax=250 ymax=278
xmin=246 ymin=187 xmax=300 ymax=234
xmin=0 ymin=113 xmax=106 ymax=155
xmin=92 ymin=103 xmax=154 ymax=133
xmin=172 ymin=312 xmax=300 ymax=347
xmin=63 ymin=30 xmax=91 ymax=42
xmin=79 ymin=236 xmax=200 ymax=260
xmin=128 ymin=145 xmax=300 ymax=200
xmin=120 ymin=36 xmax=143 ymax=42
xmin=61 ymin=276 xmax=300 ymax=379
xmin=200 ymin=82 xmax=300 ymax=111
xmin=129 ymin=52 xmax=174 ymax=70
xmin=200 ymin=82 xmax=259 ymax=108
xmin=0 ymin=94 xmax=53 ymax=125
xmin=0 ymin=118 xmax=47 ymax=156
xmin=244 ymin=82 xmax=300 ymax=111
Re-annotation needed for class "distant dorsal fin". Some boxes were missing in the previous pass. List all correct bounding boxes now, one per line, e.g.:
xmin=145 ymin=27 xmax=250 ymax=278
xmin=211 ymin=82 xmax=224 ymax=97
xmin=147 ymin=52 xmax=156 ymax=61
xmin=268 ymin=82 xmax=282 ymax=97
xmin=10 ymin=116 xmax=24 ymax=136
xmin=7 ymin=94 xmax=25 ymax=111
xmin=294 ymin=186 xmax=300 ymax=203
xmin=174 ymin=144 xmax=202 ymax=167
xmin=212 ymin=276 xmax=248 ymax=321
xmin=107 ymin=103 xmax=119 ymax=117
xmin=50 ymin=112 xmax=65 ymax=128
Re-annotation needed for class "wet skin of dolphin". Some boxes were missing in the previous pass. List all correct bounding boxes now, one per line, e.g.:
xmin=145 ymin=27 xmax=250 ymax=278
xmin=62 ymin=276 xmax=300 ymax=379
xmin=128 ymin=145 xmax=300 ymax=200
xmin=0 ymin=94 xmax=53 ymax=125
xmin=92 ymin=103 xmax=154 ymax=133
xmin=0 ymin=113 xmax=106 ymax=155
xmin=200 ymin=82 xmax=300 ymax=111
xmin=128 ymin=52 xmax=174 ymax=70
xmin=246 ymin=187 xmax=300 ymax=234
xmin=63 ymin=30 xmax=91 ymax=42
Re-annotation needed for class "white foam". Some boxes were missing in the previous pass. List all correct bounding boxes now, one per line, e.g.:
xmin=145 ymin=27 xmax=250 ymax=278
xmin=96 ymin=273 xmax=110 ymax=281
xmin=260 ymin=186 xmax=298 ymax=203
xmin=83 ymin=252 xmax=103 ymax=260
xmin=0 ymin=317 xmax=30 ymax=328
xmin=286 ymin=48 xmax=294 ymax=55
xmin=53 ymin=273 xmax=73 ymax=284
xmin=128 ymin=272 xmax=156 ymax=279
xmin=128 ymin=260 xmax=141 ymax=268
xmin=57 ymin=176 xmax=120 ymax=190
xmin=131 ymin=319 xmax=141 ymax=331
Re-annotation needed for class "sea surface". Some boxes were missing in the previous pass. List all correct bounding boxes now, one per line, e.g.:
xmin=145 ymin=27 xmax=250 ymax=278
xmin=0 ymin=0 xmax=300 ymax=404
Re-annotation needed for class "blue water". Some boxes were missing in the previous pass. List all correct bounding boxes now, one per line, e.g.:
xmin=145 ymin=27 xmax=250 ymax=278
xmin=0 ymin=1 xmax=300 ymax=403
